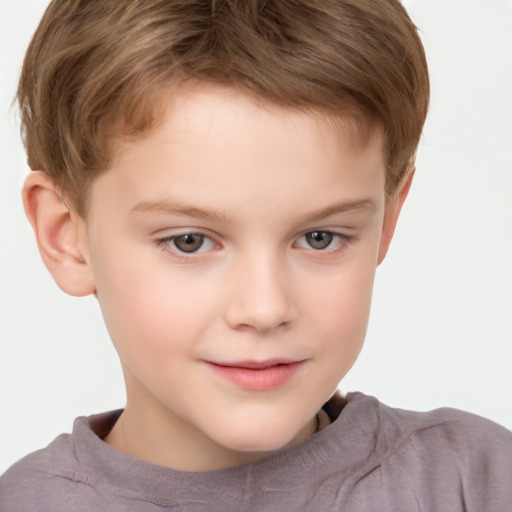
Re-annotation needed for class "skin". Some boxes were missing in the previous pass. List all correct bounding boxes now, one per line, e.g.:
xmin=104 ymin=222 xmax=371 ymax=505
xmin=23 ymin=85 xmax=411 ymax=472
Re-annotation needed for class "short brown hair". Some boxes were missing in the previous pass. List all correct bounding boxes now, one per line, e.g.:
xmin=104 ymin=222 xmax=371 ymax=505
xmin=18 ymin=0 xmax=429 ymax=216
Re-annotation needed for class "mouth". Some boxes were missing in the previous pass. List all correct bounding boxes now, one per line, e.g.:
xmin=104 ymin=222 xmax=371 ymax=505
xmin=204 ymin=359 xmax=305 ymax=391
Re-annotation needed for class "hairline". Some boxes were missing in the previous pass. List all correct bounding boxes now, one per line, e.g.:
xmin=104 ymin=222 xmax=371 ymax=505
xmin=76 ymin=80 xmax=386 ymax=219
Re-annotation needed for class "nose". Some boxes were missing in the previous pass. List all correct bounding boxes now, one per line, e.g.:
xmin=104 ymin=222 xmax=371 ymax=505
xmin=224 ymin=253 xmax=296 ymax=333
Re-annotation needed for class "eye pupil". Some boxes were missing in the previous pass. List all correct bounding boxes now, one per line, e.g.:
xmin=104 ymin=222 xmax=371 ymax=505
xmin=306 ymin=231 xmax=333 ymax=250
xmin=174 ymin=234 xmax=204 ymax=252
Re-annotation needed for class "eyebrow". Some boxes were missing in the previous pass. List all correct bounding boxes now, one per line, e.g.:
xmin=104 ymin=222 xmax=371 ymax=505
xmin=131 ymin=200 xmax=232 ymax=223
xmin=304 ymin=198 xmax=377 ymax=223
xmin=130 ymin=197 xmax=377 ymax=224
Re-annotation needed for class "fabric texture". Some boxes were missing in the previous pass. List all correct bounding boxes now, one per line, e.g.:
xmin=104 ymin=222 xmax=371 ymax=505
xmin=1 ymin=392 xmax=511 ymax=511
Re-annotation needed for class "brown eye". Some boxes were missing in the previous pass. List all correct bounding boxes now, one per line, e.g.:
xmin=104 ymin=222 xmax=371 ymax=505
xmin=305 ymin=231 xmax=334 ymax=250
xmin=172 ymin=234 xmax=206 ymax=253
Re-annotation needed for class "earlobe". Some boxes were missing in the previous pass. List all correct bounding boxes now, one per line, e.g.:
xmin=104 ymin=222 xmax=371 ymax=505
xmin=377 ymin=169 xmax=414 ymax=265
xmin=22 ymin=171 xmax=96 ymax=296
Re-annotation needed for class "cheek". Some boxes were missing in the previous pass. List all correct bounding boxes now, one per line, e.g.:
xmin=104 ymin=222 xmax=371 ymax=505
xmin=93 ymin=248 xmax=220 ymax=360
xmin=304 ymin=261 xmax=376 ymax=369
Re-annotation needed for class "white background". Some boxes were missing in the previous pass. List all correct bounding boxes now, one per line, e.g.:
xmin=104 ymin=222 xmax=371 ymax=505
xmin=1 ymin=0 xmax=511 ymax=473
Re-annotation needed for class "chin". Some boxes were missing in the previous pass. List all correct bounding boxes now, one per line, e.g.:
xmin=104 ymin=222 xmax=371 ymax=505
xmin=213 ymin=420 xmax=307 ymax=454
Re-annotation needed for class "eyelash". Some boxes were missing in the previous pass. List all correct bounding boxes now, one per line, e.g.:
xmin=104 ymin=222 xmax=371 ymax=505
xmin=154 ymin=230 xmax=352 ymax=260
xmin=295 ymin=231 xmax=351 ymax=252
xmin=155 ymin=232 xmax=220 ymax=260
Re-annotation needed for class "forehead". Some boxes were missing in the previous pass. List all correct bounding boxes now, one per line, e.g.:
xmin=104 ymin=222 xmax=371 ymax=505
xmin=90 ymin=85 xmax=386 ymax=220
xmin=114 ymin=82 xmax=382 ymax=158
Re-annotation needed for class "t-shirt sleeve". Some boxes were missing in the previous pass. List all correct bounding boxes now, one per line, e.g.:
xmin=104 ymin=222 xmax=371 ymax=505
xmin=0 ymin=435 xmax=88 ymax=512
xmin=440 ymin=409 xmax=512 ymax=511
xmin=368 ymin=405 xmax=512 ymax=512
xmin=395 ymin=408 xmax=512 ymax=511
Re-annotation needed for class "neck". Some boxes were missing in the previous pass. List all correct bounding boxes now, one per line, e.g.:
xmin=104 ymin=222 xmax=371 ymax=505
xmin=104 ymin=388 xmax=321 ymax=471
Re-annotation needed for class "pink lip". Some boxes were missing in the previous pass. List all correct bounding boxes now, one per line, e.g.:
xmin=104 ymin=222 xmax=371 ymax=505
xmin=205 ymin=359 xmax=305 ymax=391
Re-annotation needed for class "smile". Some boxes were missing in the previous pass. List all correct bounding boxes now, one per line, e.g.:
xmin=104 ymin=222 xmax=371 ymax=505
xmin=204 ymin=359 xmax=305 ymax=391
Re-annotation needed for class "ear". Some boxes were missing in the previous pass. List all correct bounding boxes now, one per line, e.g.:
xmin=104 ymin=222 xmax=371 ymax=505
xmin=22 ymin=171 xmax=96 ymax=296
xmin=377 ymin=169 xmax=414 ymax=265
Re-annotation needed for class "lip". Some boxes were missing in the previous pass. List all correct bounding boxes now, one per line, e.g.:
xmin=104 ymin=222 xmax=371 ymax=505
xmin=204 ymin=359 xmax=305 ymax=391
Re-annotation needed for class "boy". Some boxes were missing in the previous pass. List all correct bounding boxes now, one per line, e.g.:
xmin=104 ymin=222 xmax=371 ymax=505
xmin=1 ymin=0 xmax=511 ymax=511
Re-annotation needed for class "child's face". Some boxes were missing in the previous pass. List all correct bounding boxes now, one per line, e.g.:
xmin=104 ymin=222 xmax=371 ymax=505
xmin=77 ymin=85 xmax=399 ymax=469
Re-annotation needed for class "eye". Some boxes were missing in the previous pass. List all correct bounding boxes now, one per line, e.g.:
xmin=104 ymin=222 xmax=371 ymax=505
xmin=161 ymin=233 xmax=216 ymax=254
xmin=297 ymin=231 xmax=345 ymax=250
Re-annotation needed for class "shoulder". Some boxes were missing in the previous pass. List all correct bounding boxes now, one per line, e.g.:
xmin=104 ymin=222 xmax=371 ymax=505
xmin=375 ymin=398 xmax=512 ymax=510
xmin=343 ymin=392 xmax=512 ymax=451
xmin=0 ymin=433 xmax=86 ymax=512
xmin=0 ymin=412 xmax=122 ymax=512
xmin=383 ymin=402 xmax=512 ymax=461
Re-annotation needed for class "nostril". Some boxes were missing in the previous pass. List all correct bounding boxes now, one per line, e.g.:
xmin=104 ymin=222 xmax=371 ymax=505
xmin=225 ymin=304 xmax=294 ymax=333
xmin=224 ymin=260 xmax=296 ymax=332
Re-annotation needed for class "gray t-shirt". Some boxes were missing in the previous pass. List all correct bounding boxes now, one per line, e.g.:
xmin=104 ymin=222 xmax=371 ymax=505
xmin=1 ymin=392 xmax=511 ymax=511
